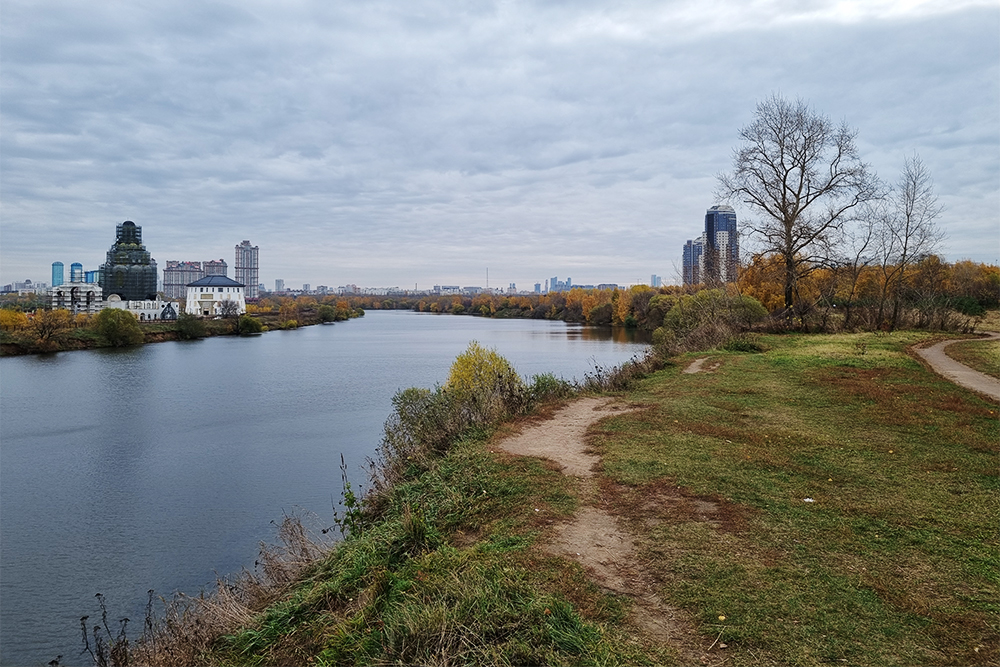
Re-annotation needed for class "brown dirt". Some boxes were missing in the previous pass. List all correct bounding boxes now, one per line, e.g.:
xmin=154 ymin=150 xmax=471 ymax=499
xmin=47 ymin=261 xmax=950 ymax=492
xmin=497 ymin=398 xmax=723 ymax=664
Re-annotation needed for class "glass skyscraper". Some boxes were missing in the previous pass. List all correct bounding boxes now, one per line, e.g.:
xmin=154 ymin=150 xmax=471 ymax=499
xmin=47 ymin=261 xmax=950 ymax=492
xmin=683 ymin=205 xmax=738 ymax=285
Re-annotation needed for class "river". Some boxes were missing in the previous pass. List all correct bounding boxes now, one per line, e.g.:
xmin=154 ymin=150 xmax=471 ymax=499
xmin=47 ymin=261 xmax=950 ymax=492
xmin=0 ymin=310 xmax=648 ymax=666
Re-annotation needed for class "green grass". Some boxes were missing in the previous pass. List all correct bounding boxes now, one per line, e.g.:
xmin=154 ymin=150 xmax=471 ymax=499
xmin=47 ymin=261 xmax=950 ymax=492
xmin=946 ymin=339 xmax=1000 ymax=379
xmin=171 ymin=331 xmax=998 ymax=666
xmin=200 ymin=431 xmax=673 ymax=666
xmin=593 ymin=331 xmax=998 ymax=665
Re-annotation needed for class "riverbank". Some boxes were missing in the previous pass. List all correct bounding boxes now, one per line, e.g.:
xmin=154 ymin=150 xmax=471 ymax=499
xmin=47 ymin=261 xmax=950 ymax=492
xmin=0 ymin=307 xmax=363 ymax=356
xmin=124 ymin=330 xmax=998 ymax=666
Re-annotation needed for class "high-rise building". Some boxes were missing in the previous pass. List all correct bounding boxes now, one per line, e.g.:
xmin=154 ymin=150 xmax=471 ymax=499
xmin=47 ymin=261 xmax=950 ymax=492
xmin=683 ymin=205 xmax=738 ymax=286
xmin=99 ymin=220 xmax=158 ymax=300
xmin=52 ymin=262 xmax=64 ymax=287
xmin=164 ymin=261 xmax=204 ymax=299
xmin=235 ymin=241 xmax=259 ymax=300
xmin=682 ymin=237 xmax=704 ymax=286
xmin=702 ymin=205 xmax=739 ymax=284
xmin=650 ymin=274 xmax=662 ymax=288
xmin=70 ymin=263 xmax=84 ymax=283
xmin=203 ymin=259 xmax=228 ymax=276
xmin=275 ymin=278 xmax=284 ymax=292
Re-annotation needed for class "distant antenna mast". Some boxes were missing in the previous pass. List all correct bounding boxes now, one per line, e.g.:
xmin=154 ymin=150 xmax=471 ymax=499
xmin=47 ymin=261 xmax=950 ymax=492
xmin=486 ymin=267 xmax=489 ymax=290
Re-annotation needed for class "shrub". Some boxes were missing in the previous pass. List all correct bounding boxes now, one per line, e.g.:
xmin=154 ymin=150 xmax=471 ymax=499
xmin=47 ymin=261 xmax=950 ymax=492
xmin=175 ymin=312 xmax=207 ymax=340
xmin=92 ymin=308 xmax=144 ymax=347
xmin=656 ymin=289 xmax=768 ymax=355
xmin=721 ymin=333 xmax=767 ymax=353
xmin=528 ymin=373 xmax=574 ymax=403
xmin=317 ymin=304 xmax=336 ymax=322
xmin=447 ymin=341 xmax=527 ymax=422
xmin=237 ymin=314 xmax=263 ymax=335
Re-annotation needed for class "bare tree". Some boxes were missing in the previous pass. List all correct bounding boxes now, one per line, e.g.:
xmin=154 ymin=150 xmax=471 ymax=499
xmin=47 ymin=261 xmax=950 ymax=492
xmin=219 ymin=299 xmax=240 ymax=318
xmin=718 ymin=94 xmax=883 ymax=313
xmin=875 ymin=154 xmax=944 ymax=329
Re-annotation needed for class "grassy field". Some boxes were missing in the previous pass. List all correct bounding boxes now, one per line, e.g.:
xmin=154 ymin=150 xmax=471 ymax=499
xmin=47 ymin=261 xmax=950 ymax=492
xmin=155 ymin=331 xmax=997 ymax=666
xmin=597 ymin=330 xmax=998 ymax=665
xmin=946 ymin=339 xmax=1000 ymax=379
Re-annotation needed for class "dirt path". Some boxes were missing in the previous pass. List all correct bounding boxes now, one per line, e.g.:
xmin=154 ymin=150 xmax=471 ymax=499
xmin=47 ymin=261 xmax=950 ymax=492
xmin=499 ymin=398 xmax=720 ymax=664
xmin=914 ymin=332 xmax=1000 ymax=402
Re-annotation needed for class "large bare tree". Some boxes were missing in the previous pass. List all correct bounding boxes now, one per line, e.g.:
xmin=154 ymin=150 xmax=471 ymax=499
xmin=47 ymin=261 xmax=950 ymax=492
xmin=718 ymin=94 xmax=882 ymax=312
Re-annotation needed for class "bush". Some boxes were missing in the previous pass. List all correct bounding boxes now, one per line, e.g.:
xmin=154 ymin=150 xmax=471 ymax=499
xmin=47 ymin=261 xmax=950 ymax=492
xmin=721 ymin=333 xmax=767 ymax=353
xmin=447 ymin=341 xmax=527 ymax=422
xmin=237 ymin=314 xmax=263 ymax=335
xmin=528 ymin=373 xmax=574 ymax=403
xmin=92 ymin=308 xmax=144 ymax=347
xmin=176 ymin=312 xmax=207 ymax=340
xmin=317 ymin=305 xmax=336 ymax=322
xmin=656 ymin=289 xmax=768 ymax=355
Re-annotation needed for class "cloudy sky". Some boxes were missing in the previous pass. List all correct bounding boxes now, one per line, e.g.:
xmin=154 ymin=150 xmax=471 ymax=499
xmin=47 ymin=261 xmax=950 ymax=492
xmin=2 ymin=0 xmax=997 ymax=291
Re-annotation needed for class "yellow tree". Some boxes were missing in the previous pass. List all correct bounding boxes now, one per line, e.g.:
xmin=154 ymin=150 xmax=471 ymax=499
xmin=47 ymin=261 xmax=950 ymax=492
xmin=0 ymin=309 xmax=29 ymax=332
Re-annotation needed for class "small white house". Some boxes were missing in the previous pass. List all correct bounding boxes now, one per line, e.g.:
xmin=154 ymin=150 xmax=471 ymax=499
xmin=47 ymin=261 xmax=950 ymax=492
xmin=185 ymin=275 xmax=246 ymax=317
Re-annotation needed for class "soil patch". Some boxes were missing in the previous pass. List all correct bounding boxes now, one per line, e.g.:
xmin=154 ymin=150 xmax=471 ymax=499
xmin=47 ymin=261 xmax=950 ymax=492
xmin=497 ymin=398 xmax=722 ymax=663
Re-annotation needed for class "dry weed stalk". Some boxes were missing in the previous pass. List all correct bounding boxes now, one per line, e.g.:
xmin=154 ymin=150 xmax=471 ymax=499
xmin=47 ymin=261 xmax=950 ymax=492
xmin=126 ymin=514 xmax=331 ymax=666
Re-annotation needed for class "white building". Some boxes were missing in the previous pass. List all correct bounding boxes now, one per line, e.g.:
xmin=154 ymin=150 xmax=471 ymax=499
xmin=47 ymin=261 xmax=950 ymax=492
xmin=50 ymin=281 xmax=103 ymax=315
xmin=185 ymin=275 xmax=246 ymax=317
xmin=104 ymin=294 xmax=179 ymax=321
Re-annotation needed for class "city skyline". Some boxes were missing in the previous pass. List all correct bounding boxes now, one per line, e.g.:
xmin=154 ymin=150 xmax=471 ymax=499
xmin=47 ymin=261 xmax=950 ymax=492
xmin=2 ymin=2 xmax=997 ymax=288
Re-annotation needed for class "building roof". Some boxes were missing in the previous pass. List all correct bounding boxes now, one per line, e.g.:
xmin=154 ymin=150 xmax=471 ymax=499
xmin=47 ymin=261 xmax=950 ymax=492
xmin=187 ymin=275 xmax=245 ymax=287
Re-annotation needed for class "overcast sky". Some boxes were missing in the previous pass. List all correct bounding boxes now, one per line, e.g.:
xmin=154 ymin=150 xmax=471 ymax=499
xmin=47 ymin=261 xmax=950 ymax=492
xmin=2 ymin=0 xmax=997 ymax=290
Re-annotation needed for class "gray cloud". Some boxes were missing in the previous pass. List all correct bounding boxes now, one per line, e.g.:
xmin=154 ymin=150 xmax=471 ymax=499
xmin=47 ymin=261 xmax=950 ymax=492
xmin=2 ymin=0 xmax=997 ymax=289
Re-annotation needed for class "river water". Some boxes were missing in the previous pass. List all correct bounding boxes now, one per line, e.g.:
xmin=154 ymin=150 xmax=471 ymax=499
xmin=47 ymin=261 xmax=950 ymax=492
xmin=0 ymin=310 xmax=647 ymax=666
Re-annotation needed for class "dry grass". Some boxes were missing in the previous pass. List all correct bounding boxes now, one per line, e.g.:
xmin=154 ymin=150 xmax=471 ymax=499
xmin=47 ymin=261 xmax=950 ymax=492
xmin=129 ymin=515 xmax=332 ymax=666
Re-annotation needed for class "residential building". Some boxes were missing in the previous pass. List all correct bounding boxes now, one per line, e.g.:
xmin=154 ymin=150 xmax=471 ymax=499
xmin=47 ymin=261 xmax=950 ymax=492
xmin=702 ymin=205 xmax=739 ymax=284
xmin=650 ymin=274 xmax=662 ymax=288
xmin=682 ymin=205 xmax=739 ymax=286
xmin=682 ymin=237 xmax=704 ymax=285
xmin=99 ymin=221 xmax=158 ymax=301
xmin=274 ymin=278 xmax=285 ymax=292
xmin=203 ymin=259 xmax=228 ymax=276
xmin=235 ymin=240 xmax=259 ymax=300
xmin=163 ymin=261 xmax=204 ymax=299
xmin=185 ymin=275 xmax=246 ymax=317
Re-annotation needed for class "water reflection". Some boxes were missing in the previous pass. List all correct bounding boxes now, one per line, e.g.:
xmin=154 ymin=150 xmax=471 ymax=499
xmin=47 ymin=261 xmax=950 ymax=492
xmin=0 ymin=311 xmax=647 ymax=666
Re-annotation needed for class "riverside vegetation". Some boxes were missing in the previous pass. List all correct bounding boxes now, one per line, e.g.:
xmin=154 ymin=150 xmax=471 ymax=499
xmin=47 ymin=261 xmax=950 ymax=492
xmin=72 ymin=299 xmax=998 ymax=667
xmin=0 ymin=296 xmax=364 ymax=355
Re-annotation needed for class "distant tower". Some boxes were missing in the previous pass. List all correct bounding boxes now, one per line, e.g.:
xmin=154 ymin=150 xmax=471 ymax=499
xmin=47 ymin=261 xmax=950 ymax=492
xmin=70 ymin=262 xmax=84 ymax=283
xmin=203 ymin=259 xmax=228 ymax=276
xmin=682 ymin=237 xmax=704 ymax=286
xmin=235 ymin=241 xmax=259 ymax=300
xmin=52 ymin=262 xmax=64 ymax=287
xmin=702 ymin=205 xmax=739 ymax=284
xmin=99 ymin=221 xmax=158 ymax=300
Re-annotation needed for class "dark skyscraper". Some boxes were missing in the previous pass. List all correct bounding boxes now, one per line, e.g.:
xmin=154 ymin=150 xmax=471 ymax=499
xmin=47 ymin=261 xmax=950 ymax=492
xmin=703 ymin=204 xmax=738 ymax=284
xmin=683 ymin=205 xmax=738 ymax=286
xmin=99 ymin=220 xmax=158 ymax=300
